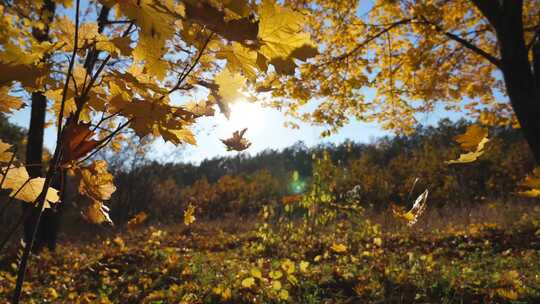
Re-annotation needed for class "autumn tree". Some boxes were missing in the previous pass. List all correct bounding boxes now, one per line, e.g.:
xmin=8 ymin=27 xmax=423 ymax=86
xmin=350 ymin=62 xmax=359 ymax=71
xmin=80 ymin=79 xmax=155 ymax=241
xmin=269 ymin=0 xmax=540 ymax=162
xmin=0 ymin=0 xmax=316 ymax=301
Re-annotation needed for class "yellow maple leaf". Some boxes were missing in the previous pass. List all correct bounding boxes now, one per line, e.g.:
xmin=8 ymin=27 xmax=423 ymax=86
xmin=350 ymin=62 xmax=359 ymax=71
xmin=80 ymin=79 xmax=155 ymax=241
xmin=132 ymin=36 xmax=170 ymax=80
xmin=215 ymin=68 xmax=246 ymax=104
xmin=223 ymin=0 xmax=250 ymax=18
xmin=257 ymin=0 xmax=317 ymax=69
xmin=216 ymin=42 xmax=258 ymax=80
xmin=121 ymin=0 xmax=176 ymax=80
xmin=0 ymin=87 xmax=25 ymax=113
xmin=184 ymin=100 xmax=215 ymax=117
xmin=53 ymin=16 xmax=101 ymax=51
xmin=96 ymin=36 xmax=132 ymax=57
xmin=0 ymin=139 xmax=14 ymax=162
xmin=77 ymin=160 xmax=117 ymax=202
xmin=159 ymin=127 xmax=196 ymax=146
xmin=1 ymin=166 xmax=59 ymax=208
xmin=0 ymin=62 xmax=44 ymax=88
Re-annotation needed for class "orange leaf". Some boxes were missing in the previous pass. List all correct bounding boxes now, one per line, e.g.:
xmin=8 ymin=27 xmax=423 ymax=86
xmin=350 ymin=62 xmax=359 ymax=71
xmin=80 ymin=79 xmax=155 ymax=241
xmin=61 ymin=120 xmax=102 ymax=163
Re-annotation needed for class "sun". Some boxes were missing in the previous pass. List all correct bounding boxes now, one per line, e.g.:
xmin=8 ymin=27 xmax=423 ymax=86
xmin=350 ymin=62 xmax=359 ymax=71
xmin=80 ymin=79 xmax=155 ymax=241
xmin=223 ymin=98 xmax=265 ymax=134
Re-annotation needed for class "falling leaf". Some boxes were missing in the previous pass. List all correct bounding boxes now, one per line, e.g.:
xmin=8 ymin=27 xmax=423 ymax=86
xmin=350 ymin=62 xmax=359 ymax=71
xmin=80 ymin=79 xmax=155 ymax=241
xmin=221 ymin=128 xmax=251 ymax=151
xmin=127 ymin=212 xmax=148 ymax=229
xmin=455 ymin=125 xmax=488 ymax=151
xmin=393 ymin=189 xmax=429 ymax=227
xmin=446 ymin=125 xmax=489 ymax=164
xmin=184 ymin=203 xmax=196 ymax=226
xmin=82 ymin=200 xmax=113 ymax=225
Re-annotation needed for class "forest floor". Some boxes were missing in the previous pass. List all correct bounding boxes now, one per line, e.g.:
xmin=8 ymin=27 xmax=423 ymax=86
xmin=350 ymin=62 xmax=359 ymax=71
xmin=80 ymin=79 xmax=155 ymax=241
xmin=1 ymin=209 xmax=540 ymax=303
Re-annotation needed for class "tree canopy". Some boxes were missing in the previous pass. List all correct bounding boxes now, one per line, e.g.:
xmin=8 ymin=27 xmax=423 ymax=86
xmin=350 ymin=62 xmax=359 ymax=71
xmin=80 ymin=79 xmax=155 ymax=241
xmin=268 ymin=0 xmax=540 ymax=160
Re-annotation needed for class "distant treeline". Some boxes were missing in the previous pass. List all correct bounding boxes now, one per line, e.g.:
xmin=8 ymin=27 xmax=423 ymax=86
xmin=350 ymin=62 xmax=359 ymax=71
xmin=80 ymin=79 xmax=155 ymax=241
xmin=107 ymin=119 xmax=534 ymax=225
xmin=0 ymin=116 xmax=535 ymax=227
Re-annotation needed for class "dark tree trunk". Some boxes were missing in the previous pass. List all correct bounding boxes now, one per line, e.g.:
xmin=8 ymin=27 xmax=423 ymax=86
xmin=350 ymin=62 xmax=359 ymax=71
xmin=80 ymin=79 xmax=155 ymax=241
xmin=495 ymin=1 xmax=540 ymax=163
xmin=23 ymin=0 xmax=59 ymax=253
xmin=472 ymin=0 xmax=540 ymax=163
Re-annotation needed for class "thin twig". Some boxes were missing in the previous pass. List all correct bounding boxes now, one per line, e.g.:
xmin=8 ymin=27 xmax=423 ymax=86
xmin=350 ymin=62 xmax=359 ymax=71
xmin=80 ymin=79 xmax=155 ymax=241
xmin=12 ymin=2 xmax=80 ymax=303
xmin=80 ymin=23 xmax=134 ymax=102
xmin=166 ymin=33 xmax=214 ymax=97
xmin=77 ymin=119 xmax=133 ymax=164
xmin=56 ymin=0 xmax=81 ymax=141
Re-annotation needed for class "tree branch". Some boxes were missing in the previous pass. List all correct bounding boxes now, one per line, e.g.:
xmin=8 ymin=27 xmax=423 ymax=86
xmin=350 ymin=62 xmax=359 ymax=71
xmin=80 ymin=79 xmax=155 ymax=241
xmin=469 ymin=0 xmax=501 ymax=29
xmin=322 ymin=18 xmax=412 ymax=66
xmin=418 ymin=15 xmax=502 ymax=68
xmin=443 ymin=30 xmax=502 ymax=68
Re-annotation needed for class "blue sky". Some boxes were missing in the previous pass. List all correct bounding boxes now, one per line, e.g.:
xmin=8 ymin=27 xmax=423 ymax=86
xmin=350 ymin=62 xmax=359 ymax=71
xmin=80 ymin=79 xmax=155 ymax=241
xmin=8 ymin=96 xmax=462 ymax=164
